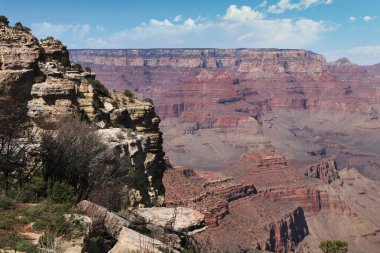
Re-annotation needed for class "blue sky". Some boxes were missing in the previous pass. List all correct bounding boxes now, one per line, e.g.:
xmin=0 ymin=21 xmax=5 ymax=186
xmin=1 ymin=0 xmax=380 ymax=64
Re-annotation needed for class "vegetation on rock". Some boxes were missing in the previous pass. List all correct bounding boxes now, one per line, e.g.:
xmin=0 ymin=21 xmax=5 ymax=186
xmin=319 ymin=240 xmax=348 ymax=253
xmin=39 ymin=116 xmax=110 ymax=201
xmin=88 ymin=78 xmax=111 ymax=99
xmin=14 ymin=21 xmax=31 ymax=33
xmin=0 ymin=15 xmax=9 ymax=26
xmin=34 ymin=75 xmax=45 ymax=83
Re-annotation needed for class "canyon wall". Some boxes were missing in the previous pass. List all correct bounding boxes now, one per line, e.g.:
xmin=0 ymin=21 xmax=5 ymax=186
xmin=70 ymin=49 xmax=380 ymax=173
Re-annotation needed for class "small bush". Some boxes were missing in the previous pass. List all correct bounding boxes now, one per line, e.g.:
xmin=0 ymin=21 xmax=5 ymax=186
xmin=0 ymin=195 xmax=13 ymax=210
xmin=14 ymin=22 xmax=31 ymax=33
xmin=0 ymin=231 xmax=22 ymax=250
xmin=49 ymin=181 xmax=75 ymax=205
xmin=319 ymin=240 xmax=348 ymax=253
xmin=84 ymin=66 xmax=91 ymax=73
xmin=123 ymin=89 xmax=134 ymax=98
xmin=0 ymin=213 xmax=14 ymax=229
xmin=88 ymin=78 xmax=110 ymax=97
xmin=15 ymin=241 xmax=39 ymax=253
xmin=39 ymin=47 xmax=46 ymax=62
xmin=38 ymin=231 xmax=56 ymax=249
xmin=41 ymin=36 xmax=55 ymax=42
xmin=143 ymin=98 xmax=153 ymax=104
xmin=72 ymin=63 xmax=82 ymax=72
xmin=16 ymin=176 xmax=47 ymax=203
xmin=26 ymin=201 xmax=72 ymax=236
xmin=60 ymin=55 xmax=70 ymax=67
xmin=34 ymin=75 xmax=45 ymax=83
xmin=0 ymin=15 xmax=9 ymax=26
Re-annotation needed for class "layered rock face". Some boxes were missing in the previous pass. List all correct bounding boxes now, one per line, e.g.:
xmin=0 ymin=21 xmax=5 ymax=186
xmin=163 ymin=166 xmax=257 ymax=226
xmin=70 ymin=49 xmax=380 ymax=172
xmin=0 ymin=27 xmax=166 ymax=208
xmin=304 ymin=159 xmax=339 ymax=184
xmin=40 ymin=37 xmax=69 ymax=63
xmin=0 ymin=25 xmax=40 ymax=120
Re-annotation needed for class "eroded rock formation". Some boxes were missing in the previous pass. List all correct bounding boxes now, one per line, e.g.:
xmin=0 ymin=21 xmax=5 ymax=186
xmin=0 ymin=25 xmax=40 ymax=120
xmin=304 ymin=159 xmax=339 ymax=184
xmin=0 ymin=27 xmax=166 ymax=208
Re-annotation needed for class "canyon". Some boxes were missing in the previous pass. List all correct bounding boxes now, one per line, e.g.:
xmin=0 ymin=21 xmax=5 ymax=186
xmin=70 ymin=49 xmax=380 ymax=180
xmin=70 ymin=49 xmax=380 ymax=252
xmin=1 ymin=22 xmax=379 ymax=252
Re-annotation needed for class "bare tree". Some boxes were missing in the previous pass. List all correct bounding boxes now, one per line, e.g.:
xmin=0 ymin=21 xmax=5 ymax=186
xmin=38 ymin=116 xmax=110 ymax=201
xmin=0 ymin=102 xmax=39 ymax=195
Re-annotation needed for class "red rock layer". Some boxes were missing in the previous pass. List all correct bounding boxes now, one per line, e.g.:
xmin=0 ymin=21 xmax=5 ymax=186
xmin=304 ymin=159 xmax=339 ymax=184
xmin=163 ymin=167 xmax=257 ymax=226
xmin=224 ymin=150 xmax=349 ymax=215
xmin=192 ymin=197 xmax=309 ymax=253
xmin=70 ymin=49 xmax=380 ymax=134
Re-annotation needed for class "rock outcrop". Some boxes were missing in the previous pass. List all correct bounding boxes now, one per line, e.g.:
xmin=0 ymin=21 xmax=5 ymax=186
xmin=0 ymin=26 xmax=166 ymax=208
xmin=76 ymin=200 xmax=130 ymax=239
xmin=110 ymin=227 xmax=180 ymax=253
xmin=40 ymin=37 xmax=69 ymax=63
xmin=0 ymin=25 xmax=40 ymax=121
xmin=164 ymin=166 xmax=257 ymax=226
xmin=133 ymin=207 xmax=205 ymax=232
xmin=191 ymin=198 xmax=309 ymax=253
xmin=304 ymin=159 xmax=339 ymax=184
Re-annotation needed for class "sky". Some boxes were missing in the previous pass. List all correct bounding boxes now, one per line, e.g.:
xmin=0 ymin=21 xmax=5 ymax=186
xmin=1 ymin=0 xmax=380 ymax=65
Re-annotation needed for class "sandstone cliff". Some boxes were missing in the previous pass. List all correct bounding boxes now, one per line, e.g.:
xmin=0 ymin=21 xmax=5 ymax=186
xmin=0 ymin=25 xmax=40 ymax=120
xmin=0 ymin=26 xmax=166 ymax=208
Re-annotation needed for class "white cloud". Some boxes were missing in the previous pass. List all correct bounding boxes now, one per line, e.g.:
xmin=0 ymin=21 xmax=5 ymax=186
xmin=257 ymin=0 xmax=268 ymax=8
xmin=362 ymin=16 xmax=377 ymax=22
xmin=268 ymin=0 xmax=333 ymax=14
xmin=223 ymin=5 xmax=264 ymax=22
xmin=349 ymin=16 xmax=356 ymax=22
xmin=326 ymin=45 xmax=380 ymax=65
xmin=31 ymin=22 xmax=90 ymax=40
xmin=31 ymin=5 xmax=331 ymax=50
xmin=85 ymin=5 xmax=330 ymax=49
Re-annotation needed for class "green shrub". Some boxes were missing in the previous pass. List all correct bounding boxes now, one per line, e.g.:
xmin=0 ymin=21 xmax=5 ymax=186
xmin=0 ymin=195 xmax=13 ymax=210
xmin=319 ymin=240 xmax=348 ymax=253
xmin=26 ymin=201 xmax=71 ymax=236
xmin=0 ymin=15 xmax=9 ymax=26
xmin=0 ymin=231 xmax=22 ymax=249
xmin=60 ymin=55 xmax=70 ymax=67
xmin=143 ymin=98 xmax=153 ymax=104
xmin=72 ymin=63 xmax=82 ymax=72
xmin=49 ymin=181 xmax=75 ymax=205
xmin=84 ymin=66 xmax=91 ymax=73
xmin=38 ymin=231 xmax=56 ymax=249
xmin=14 ymin=22 xmax=31 ymax=33
xmin=0 ymin=213 xmax=14 ymax=229
xmin=16 ymin=176 xmax=47 ymax=203
xmin=15 ymin=241 xmax=39 ymax=253
xmin=34 ymin=75 xmax=45 ymax=83
xmin=88 ymin=78 xmax=110 ymax=97
xmin=38 ymin=47 xmax=46 ymax=62
xmin=123 ymin=89 xmax=134 ymax=98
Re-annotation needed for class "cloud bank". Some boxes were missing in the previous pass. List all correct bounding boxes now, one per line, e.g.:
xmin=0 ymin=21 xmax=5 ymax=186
xmin=31 ymin=4 xmax=329 ymax=50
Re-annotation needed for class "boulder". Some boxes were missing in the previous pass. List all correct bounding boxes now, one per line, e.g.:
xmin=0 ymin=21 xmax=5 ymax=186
xmin=133 ymin=207 xmax=205 ymax=232
xmin=109 ymin=227 xmax=180 ymax=253
xmin=76 ymin=200 xmax=129 ymax=239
